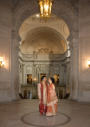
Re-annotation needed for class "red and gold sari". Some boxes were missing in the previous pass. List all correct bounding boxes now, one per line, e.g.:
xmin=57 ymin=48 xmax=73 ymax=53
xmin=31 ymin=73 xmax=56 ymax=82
xmin=46 ymin=83 xmax=58 ymax=116
xmin=38 ymin=83 xmax=47 ymax=115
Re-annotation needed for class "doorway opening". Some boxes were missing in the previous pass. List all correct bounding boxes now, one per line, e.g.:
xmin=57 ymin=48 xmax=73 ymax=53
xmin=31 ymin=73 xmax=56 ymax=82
xmin=53 ymin=74 xmax=59 ymax=85
xmin=27 ymin=74 xmax=32 ymax=84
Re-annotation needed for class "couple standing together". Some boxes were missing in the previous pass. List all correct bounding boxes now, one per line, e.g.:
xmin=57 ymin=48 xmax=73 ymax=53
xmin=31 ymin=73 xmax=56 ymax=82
xmin=37 ymin=76 xmax=58 ymax=116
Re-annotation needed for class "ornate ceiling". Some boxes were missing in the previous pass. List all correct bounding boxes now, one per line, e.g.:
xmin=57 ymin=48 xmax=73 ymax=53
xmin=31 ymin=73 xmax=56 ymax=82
xmin=20 ymin=27 xmax=67 ymax=54
xmin=19 ymin=14 xmax=70 ymax=55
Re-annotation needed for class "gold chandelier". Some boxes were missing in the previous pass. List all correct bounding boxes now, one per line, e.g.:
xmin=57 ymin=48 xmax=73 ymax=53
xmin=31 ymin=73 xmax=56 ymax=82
xmin=38 ymin=0 xmax=53 ymax=18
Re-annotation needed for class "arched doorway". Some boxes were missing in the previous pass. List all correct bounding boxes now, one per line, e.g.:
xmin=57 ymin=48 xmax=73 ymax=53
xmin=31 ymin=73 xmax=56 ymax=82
xmin=18 ymin=14 xmax=71 ymax=99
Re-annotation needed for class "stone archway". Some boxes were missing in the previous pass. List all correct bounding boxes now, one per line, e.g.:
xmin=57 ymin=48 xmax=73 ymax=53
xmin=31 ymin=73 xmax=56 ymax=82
xmin=18 ymin=14 xmax=71 ymax=99
xmin=11 ymin=0 xmax=79 ymax=101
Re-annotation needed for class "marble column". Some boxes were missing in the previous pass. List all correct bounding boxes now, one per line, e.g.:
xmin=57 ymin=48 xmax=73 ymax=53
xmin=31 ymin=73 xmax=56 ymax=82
xmin=69 ymin=36 xmax=79 ymax=100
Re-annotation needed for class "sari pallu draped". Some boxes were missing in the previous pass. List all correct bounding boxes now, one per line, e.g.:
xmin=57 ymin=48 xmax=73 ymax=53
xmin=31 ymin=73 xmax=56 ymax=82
xmin=46 ymin=83 xmax=58 ymax=116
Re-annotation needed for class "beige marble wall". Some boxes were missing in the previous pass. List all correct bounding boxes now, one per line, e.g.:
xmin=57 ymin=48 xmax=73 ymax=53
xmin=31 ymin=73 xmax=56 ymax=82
xmin=78 ymin=0 xmax=90 ymax=101
xmin=0 ymin=1 xmax=12 ymax=101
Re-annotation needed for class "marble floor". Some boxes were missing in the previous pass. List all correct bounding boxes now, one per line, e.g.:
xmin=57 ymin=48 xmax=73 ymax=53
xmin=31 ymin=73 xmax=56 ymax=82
xmin=0 ymin=99 xmax=90 ymax=127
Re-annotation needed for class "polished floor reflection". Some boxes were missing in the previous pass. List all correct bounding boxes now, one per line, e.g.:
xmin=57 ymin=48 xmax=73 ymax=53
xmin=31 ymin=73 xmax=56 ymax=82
xmin=0 ymin=100 xmax=90 ymax=127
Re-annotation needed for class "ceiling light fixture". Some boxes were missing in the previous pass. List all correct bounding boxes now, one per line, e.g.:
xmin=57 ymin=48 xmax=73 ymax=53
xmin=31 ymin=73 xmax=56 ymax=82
xmin=38 ymin=0 xmax=53 ymax=18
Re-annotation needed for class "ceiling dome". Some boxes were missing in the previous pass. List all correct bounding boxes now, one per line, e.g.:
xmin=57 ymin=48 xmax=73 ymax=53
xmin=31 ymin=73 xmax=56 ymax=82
xmin=20 ymin=27 xmax=67 ymax=54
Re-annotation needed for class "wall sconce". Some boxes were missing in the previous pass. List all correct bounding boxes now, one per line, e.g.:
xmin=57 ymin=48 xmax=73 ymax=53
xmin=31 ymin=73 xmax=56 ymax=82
xmin=33 ymin=77 xmax=37 ymax=85
xmin=88 ymin=60 xmax=90 ymax=68
xmin=0 ymin=57 xmax=5 ymax=68
xmin=33 ymin=77 xmax=37 ymax=82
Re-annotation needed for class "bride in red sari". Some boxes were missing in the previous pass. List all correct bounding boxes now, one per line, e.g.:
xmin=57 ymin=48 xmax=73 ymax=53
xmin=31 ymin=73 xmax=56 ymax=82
xmin=37 ymin=76 xmax=47 ymax=115
xmin=46 ymin=77 xmax=58 ymax=116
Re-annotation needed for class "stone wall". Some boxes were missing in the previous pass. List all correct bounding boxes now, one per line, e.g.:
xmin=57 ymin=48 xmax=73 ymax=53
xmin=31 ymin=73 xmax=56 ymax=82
xmin=0 ymin=1 xmax=12 ymax=101
xmin=19 ymin=53 xmax=67 ymax=85
xmin=78 ymin=0 xmax=90 ymax=101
